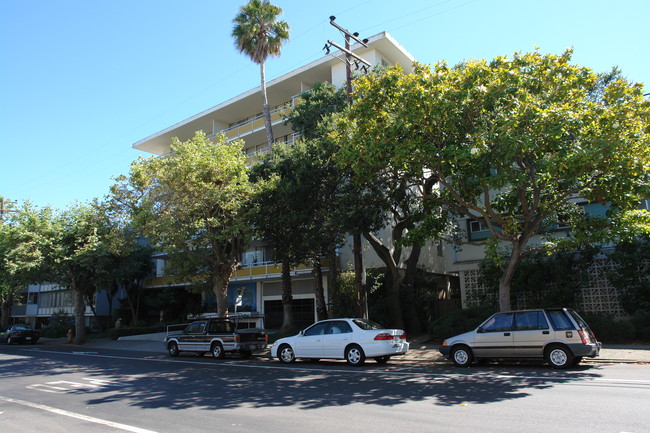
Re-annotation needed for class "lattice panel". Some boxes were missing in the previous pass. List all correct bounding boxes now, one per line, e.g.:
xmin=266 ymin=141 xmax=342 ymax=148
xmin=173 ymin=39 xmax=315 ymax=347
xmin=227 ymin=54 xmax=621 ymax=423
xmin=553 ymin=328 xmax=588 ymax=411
xmin=461 ymin=268 xmax=496 ymax=307
xmin=460 ymin=257 xmax=643 ymax=318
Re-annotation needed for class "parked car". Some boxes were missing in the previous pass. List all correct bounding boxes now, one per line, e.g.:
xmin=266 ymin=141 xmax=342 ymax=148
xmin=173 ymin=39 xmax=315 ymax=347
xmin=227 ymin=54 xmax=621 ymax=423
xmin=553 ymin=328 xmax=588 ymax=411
xmin=165 ymin=316 xmax=268 ymax=359
xmin=439 ymin=308 xmax=601 ymax=369
xmin=271 ymin=318 xmax=409 ymax=366
xmin=1 ymin=325 xmax=40 ymax=344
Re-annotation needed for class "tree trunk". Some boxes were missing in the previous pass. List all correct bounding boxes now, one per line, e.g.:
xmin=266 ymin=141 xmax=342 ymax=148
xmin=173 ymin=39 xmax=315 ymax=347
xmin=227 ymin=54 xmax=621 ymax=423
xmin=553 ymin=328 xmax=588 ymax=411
xmin=1 ymin=290 xmax=14 ymax=329
xmin=260 ymin=62 xmax=274 ymax=147
xmin=386 ymin=266 xmax=405 ymax=330
xmin=499 ymin=242 xmax=525 ymax=312
xmin=353 ymin=232 xmax=367 ymax=319
xmin=313 ymin=259 xmax=328 ymax=321
xmin=404 ymin=243 xmax=423 ymax=334
xmin=73 ymin=284 xmax=86 ymax=345
xmin=327 ymin=246 xmax=339 ymax=317
xmin=213 ymin=275 xmax=229 ymax=318
xmin=363 ymin=231 xmax=404 ymax=328
xmin=281 ymin=258 xmax=294 ymax=330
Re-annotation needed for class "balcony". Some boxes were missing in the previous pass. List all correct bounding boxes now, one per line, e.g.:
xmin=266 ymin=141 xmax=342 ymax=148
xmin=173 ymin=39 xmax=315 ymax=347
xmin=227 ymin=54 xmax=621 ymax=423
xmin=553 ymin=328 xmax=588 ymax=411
xmin=143 ymin=257 xmax=335 ymax=288
xmin=218 ymin=94 xmax=302 ymax=142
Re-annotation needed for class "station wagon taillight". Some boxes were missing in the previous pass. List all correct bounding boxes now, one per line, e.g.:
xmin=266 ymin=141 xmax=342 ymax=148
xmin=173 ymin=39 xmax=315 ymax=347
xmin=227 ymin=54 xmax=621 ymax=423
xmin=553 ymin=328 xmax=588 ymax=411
xmin=578 ymin=330 xmax=591 ymax=344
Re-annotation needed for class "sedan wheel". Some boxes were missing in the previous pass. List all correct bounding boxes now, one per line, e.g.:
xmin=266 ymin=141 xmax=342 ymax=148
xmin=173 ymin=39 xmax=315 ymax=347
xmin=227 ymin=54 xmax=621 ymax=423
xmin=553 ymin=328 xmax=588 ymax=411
xmin=278 ymin=344 xmax=295 ymax=363
xmin=345 ymin=344 xmax=366 ymax=366
xmin=451 ymin=345 xmax=473 ymax=367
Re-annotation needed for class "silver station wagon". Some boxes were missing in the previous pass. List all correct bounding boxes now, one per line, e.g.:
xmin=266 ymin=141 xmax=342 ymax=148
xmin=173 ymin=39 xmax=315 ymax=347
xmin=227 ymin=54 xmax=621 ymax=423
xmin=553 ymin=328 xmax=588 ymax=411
xmin=439 ymin=308 xmax=601 ymax=369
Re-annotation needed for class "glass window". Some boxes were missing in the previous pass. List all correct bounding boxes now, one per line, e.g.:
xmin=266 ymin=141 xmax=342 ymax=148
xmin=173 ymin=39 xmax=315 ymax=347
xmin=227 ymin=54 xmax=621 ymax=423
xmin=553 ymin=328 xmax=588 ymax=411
xmin=186 ymin=322 xmax=206 ymax=334
xmin=480 ymin=313 xmax=514 ymax=332
xmin=326 ymin=321 xmax=352 ymax=334
xmin=547 ymin=310 xmax=575 ymax=330
xmin=514 ymin=311 xmax=549 ymax=331
xmin=304 ymin=322 xmax=328 ymax=336
xmin=352 ymin=319 xmax=385 ymax=330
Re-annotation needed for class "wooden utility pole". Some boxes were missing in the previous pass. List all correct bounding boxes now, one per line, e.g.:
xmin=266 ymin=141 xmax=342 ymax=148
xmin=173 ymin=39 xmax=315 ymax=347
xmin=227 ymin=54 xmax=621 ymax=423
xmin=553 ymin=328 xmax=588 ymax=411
xmin=325 ymin=16 xmax=371 ymax=319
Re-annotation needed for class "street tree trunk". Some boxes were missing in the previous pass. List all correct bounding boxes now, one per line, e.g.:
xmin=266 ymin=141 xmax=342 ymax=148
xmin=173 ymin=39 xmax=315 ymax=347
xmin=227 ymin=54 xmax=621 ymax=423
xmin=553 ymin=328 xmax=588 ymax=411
xmin=313 ymin=259 xmax=328 ymax=321
xmin=281 ymin=258 xmax=294 ymax=330
xmin=73 ymin=283 xmax=86 ymax=345
xmin=404 ymin=243 xmax=423 ymax=334
xmin=353 ymin=232 xmax=367 ymax=319
xmin=363 ymin=231 xmax=405 ymax=329
xmin=498 ymin=241 xmax=527 ymax=312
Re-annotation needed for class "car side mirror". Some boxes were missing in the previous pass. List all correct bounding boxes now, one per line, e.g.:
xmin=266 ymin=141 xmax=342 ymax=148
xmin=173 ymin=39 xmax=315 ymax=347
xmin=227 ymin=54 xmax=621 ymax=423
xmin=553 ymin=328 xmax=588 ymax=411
xmin=299 ymin=330 xmax=304 ymax=336
xmin=477 ymin=327 xmax=485 ymax=334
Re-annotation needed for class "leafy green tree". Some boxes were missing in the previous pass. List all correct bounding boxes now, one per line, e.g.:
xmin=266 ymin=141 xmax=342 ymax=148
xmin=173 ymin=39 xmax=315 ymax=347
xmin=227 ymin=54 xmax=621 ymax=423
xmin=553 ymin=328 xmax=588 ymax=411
xmin=0 ymin=202 xmax=56 ymax=329
xmin=232 ymin=0 xmax=290 ymax=147
xmin=91 ymin=200 xmax=153 ymax=328
xmin=111 ymin=132 xmax=255 ymax=317
xmin=335 ymin=50 xmax=650 ymax=312
xmin=49 ymin=204 xmax=102 ymax=344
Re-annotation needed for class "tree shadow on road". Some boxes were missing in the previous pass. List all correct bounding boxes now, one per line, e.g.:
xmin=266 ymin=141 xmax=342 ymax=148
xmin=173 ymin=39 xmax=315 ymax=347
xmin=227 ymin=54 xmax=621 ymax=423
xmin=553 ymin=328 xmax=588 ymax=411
xmin=0 ymin=346 xmax=617 ymax=411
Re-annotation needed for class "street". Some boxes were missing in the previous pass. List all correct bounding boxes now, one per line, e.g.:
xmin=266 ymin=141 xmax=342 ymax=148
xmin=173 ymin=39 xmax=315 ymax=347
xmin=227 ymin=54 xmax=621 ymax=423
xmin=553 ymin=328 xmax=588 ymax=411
xmin=1 ymin=344 xmax=649 ymax=433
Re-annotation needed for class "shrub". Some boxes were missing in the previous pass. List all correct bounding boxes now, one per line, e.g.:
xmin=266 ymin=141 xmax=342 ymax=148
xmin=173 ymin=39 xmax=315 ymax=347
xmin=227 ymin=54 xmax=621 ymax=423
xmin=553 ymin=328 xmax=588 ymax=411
xmin=580 ymin=313 xmax=635 ymax=344
xmin=427 ymin=306 xmax=496 ymax=344
xmin=631 ymin=310 xmax=650 ymax=341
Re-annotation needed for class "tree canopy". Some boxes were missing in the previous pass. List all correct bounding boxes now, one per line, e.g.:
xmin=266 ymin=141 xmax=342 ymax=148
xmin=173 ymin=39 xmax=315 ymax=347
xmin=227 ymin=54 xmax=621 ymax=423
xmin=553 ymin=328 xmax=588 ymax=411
xmin=335 ymin=49 xmax=650 ymax=312
xmin=111 ymin=132 xmax=255 ymax=317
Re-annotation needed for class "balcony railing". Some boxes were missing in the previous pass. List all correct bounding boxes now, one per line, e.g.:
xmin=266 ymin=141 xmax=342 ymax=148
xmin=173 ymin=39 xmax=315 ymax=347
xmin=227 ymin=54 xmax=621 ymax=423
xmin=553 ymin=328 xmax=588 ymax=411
xmin=219 ymin=94 xmax=302 ymax=141
xmin=143 ymin=256 xmax=335 ymax=288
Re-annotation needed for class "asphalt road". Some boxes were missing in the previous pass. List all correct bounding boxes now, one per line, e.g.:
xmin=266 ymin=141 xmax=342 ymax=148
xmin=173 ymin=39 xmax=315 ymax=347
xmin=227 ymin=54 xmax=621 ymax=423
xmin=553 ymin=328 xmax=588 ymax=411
xmin=1 ymin=344 xmax=649 ymax=433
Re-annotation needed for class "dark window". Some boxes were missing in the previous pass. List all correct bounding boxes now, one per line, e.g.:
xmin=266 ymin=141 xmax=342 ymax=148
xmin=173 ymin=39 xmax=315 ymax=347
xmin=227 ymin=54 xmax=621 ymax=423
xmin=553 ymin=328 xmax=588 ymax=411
xmin=547 ymin=310 xmax=575 ymax=330
xmin=326 ymin=321 xmax=352 ymax=334
xmin=208 ymin=320 xmax=233 ymax=334
xmin=304 ymin=323 xmax=328 ymax=336
xmin=352 ymin=319 xmax=385 ymax=330
xmin=264 ymin=298 xmax=314 ymax=329
xmin=480 ymin=313 xmax=514 ymax=332
xmin=186 ymin=322 xmax=206 ymax=334
xmin=514 ymin=311 xmax=549 ymax=331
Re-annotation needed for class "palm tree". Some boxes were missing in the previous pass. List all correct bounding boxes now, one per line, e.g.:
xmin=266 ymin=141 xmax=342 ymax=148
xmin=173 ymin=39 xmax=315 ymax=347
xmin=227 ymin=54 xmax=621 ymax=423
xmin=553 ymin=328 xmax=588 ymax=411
xmin=232 ymin=0 xmax=290 ymax=147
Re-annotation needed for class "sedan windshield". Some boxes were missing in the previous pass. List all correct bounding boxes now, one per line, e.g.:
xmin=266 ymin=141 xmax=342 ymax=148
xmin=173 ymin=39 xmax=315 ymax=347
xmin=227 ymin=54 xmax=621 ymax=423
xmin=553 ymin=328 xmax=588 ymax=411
xmin=352 ymin=319 xmax=385 ymax=330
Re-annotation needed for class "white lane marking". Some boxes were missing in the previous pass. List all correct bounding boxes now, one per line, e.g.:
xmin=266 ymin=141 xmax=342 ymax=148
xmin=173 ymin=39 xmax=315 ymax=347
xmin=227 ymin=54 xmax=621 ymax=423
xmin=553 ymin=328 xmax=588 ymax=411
xmin=18 ymin=348 xmax=650 ymax=386
xmin=0 ymin=395 xmax=158 ymax=433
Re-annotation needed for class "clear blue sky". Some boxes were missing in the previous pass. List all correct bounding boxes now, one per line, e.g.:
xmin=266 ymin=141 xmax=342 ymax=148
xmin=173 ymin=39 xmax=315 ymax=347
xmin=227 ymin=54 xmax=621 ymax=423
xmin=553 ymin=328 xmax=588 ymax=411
xmin=2 ymin=0 xmax=648 ymax=211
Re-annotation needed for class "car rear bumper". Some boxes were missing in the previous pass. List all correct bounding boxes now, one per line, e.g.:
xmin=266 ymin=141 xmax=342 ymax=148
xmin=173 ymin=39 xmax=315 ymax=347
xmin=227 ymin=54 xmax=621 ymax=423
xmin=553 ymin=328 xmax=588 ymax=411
xmin=438 ymin=345 xmax=451 ymax=358
xmin=569 ymin=341 xmax=602 ymax=358
xmin=365 ymin=341 xmax=410 ymax=357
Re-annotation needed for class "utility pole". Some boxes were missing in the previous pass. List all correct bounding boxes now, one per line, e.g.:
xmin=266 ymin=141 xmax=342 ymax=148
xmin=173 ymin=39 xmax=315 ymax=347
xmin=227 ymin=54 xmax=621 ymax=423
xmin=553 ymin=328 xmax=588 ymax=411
xmin=0 ymin=198 xmax=18 ymax=222
xmin=324 ymin=16 xmax=371 ymax=319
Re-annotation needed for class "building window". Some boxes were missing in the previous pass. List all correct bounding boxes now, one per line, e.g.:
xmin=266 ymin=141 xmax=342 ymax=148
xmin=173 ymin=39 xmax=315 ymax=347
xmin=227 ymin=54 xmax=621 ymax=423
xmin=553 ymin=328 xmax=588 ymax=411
xmin=467 ymin=219 xmax=491 ymax=241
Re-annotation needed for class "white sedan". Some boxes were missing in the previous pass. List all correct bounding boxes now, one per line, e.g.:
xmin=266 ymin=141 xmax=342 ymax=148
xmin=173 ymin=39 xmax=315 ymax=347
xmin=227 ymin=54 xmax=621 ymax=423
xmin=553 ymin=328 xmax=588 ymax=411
xmin=270 ymin=318 xmax=409 ymax=366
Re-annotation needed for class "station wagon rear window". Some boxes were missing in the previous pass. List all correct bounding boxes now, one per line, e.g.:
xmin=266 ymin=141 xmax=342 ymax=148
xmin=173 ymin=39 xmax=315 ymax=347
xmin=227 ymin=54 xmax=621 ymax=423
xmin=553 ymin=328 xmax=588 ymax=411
xmin=547 ymin=310 xmax=575 ymax=330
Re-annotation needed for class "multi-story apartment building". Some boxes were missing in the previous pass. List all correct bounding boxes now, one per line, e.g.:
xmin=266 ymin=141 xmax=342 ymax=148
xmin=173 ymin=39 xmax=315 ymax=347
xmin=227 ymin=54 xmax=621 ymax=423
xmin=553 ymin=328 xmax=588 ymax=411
xmin=133 ymin=32 xmax=458 ymax=328
xmin=133 ymin=31 xmax=640 ymax=324
xmin=11 ymin=283 xmax=116 ymax=329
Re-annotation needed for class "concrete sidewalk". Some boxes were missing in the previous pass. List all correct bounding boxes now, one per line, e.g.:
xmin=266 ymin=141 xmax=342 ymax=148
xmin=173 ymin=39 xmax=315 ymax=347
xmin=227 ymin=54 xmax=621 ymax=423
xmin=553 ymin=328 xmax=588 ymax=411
xmin=39 ymin=334 xmax=650 ymax=365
